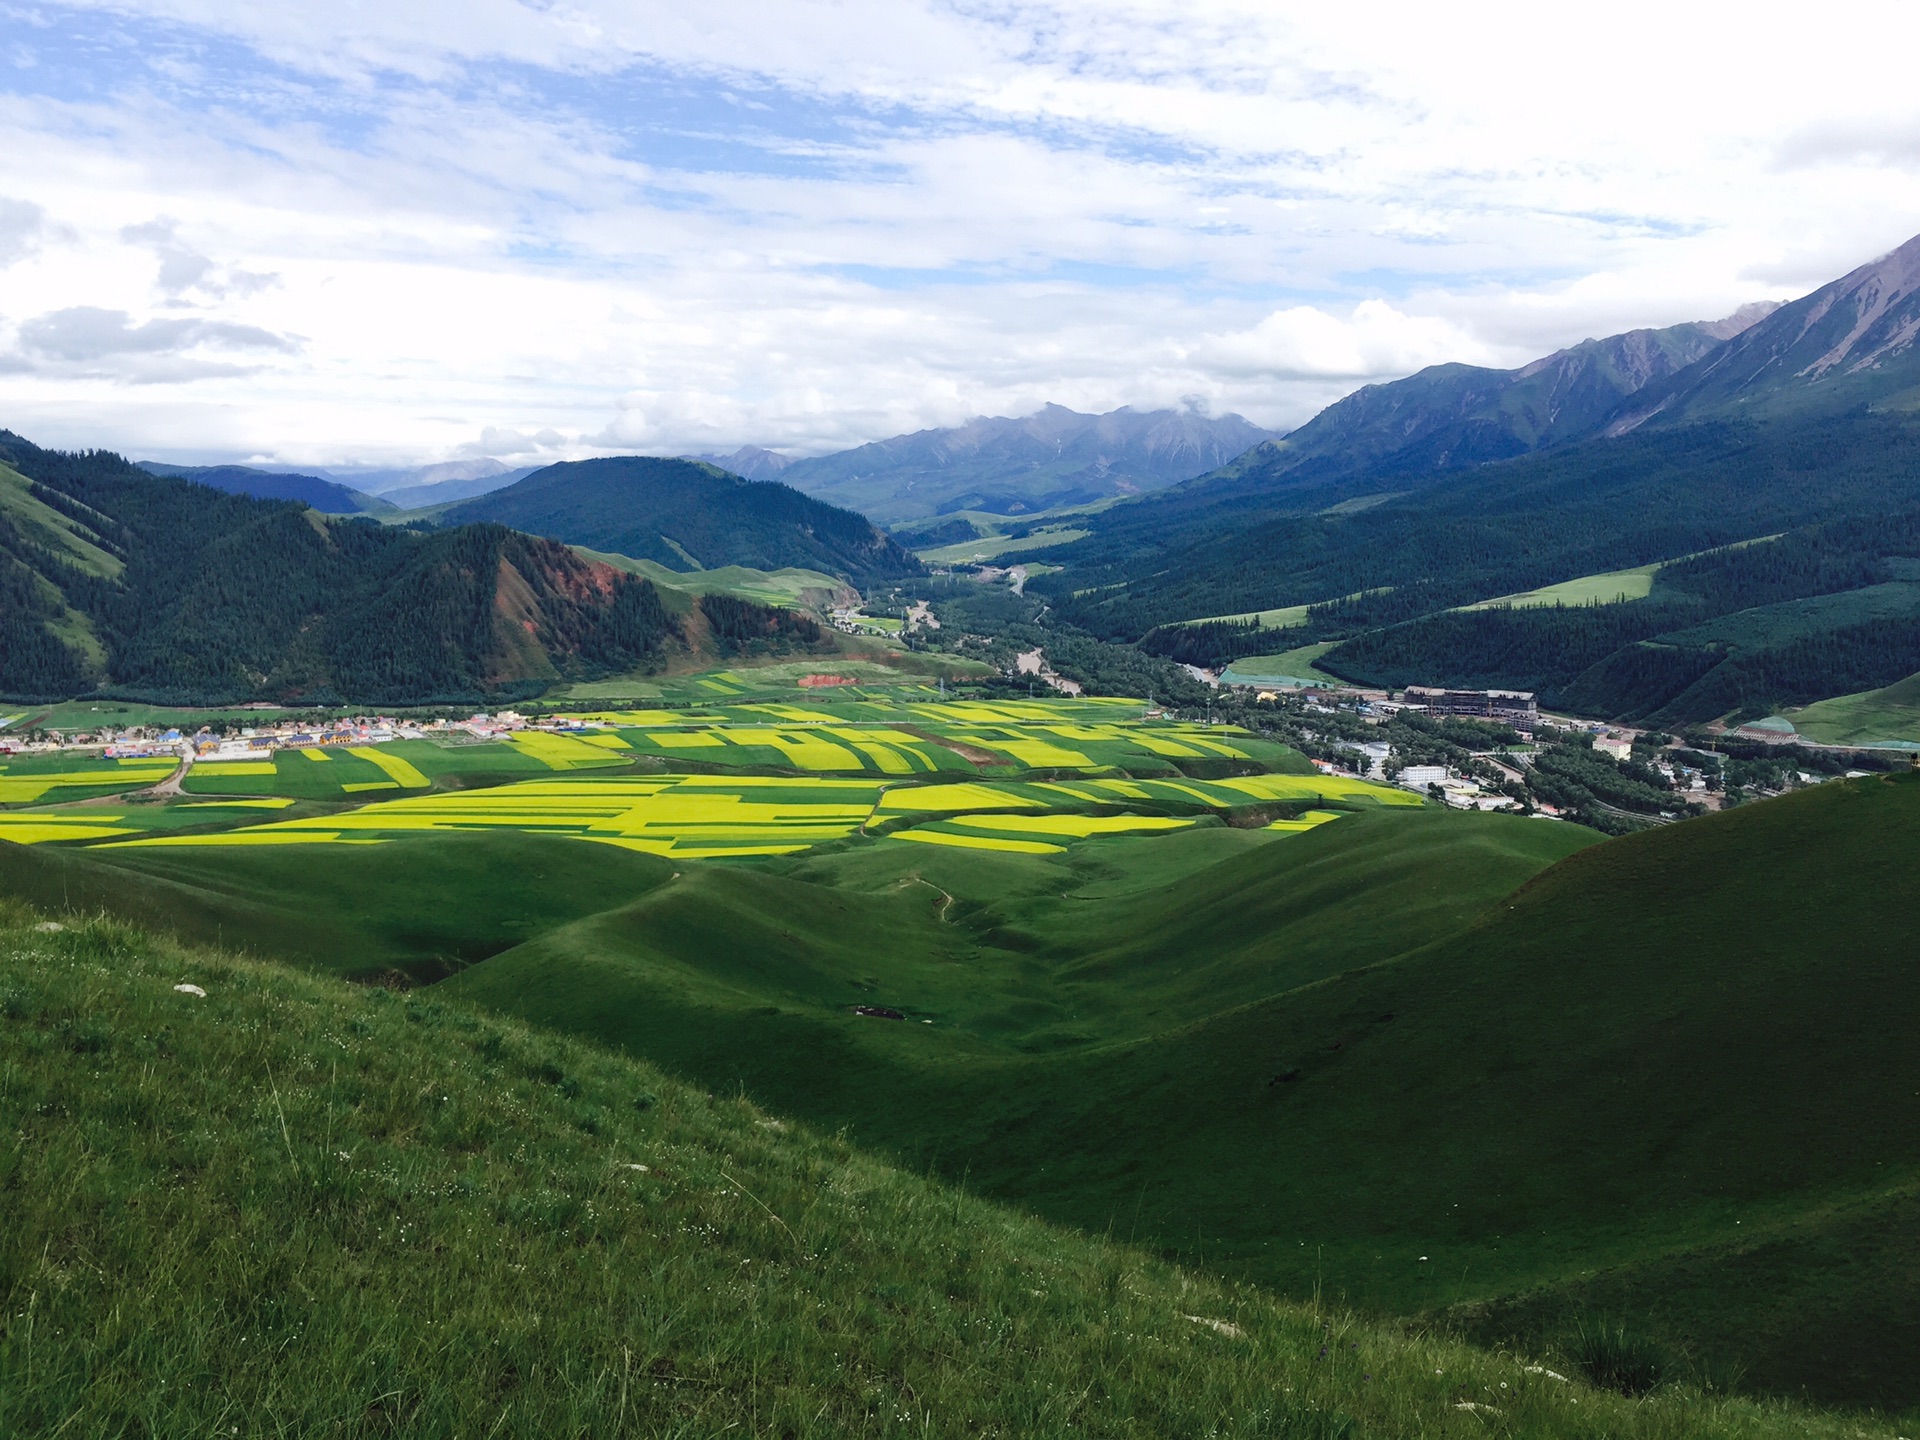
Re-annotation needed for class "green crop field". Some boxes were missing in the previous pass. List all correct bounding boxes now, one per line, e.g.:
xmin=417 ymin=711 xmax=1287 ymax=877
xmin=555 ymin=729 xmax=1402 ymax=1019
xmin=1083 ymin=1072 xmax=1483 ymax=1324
xmin=0 ymin=753 xmax=176 ymax=805
xmin=549 ymin=654 xmax=993 ymax=705
xmin=177 ymin=738 xmax=579 ymax=798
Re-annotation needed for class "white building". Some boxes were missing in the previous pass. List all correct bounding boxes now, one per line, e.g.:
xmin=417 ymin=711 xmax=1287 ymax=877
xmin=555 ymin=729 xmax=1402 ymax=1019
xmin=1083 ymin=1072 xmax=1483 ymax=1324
xmin=1355 ymin=740 xmax=1393 ymax=777
xmin=1592 ymin=735 xmax=1634 ymax=762
xmin=1400 ymin=764 xmax=1449 ymax=788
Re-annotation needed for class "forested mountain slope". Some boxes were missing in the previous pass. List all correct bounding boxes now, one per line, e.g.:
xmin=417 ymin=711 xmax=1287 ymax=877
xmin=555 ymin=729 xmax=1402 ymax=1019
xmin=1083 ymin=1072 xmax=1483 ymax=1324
xmin=1040 ymin=412 xmax=1920 ymax=640
xmin=1031 ymin=234 xmax=1920 ymax=666
xmin=441 ymin=455 xmax=921 ymax=584
xmin=0 ymin=431 xmax=822 ymax=704
xmin=137 ymin=461 xmax=389 ymax=515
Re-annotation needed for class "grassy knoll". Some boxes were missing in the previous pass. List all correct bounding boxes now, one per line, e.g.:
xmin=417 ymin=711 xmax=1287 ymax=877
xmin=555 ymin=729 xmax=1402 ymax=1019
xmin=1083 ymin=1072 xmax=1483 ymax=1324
xmin=0 ymin=904 xmax=1881 ymax=1438
xmin=989 ymin=774 xmax=1920 ymax=1413
xmin=1779 ymin=668 xmax=1920 ymax=744
xmin=1220 ymin=641 xmax=1343 ymax=686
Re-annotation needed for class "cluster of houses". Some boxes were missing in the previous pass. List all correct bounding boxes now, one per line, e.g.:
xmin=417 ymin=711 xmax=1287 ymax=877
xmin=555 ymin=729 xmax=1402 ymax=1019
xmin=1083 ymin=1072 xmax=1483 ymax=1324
xmin=17 ymin=710 xmax=548 ymax=764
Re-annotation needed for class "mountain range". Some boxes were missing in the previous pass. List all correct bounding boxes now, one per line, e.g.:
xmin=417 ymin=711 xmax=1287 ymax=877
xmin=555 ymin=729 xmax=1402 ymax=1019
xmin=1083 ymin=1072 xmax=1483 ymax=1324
xmin=1232 ymin=302 xmax=1778 ymax=489
xmin=689 ymin=404 xmax=1282 ymax=526
xmin=1031 ymin=230 xmax=1920 ymax=726
xmin=0 ymin=435 xmax=833 ymax=705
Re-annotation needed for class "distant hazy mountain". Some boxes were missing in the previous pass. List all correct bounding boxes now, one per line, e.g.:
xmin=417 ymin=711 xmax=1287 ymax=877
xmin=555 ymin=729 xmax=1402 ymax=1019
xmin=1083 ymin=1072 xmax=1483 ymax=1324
xmin=441 ymin=456 xmax=921 ymax=584
xmin=683 ymin=446 xmax=794 ymax=482
xmin=761 ymin=404 xmax=1280 ymax=525
xmin=1609 ymin=234 xmax=1920 ymax=431
xmin=136 ymin=462 xmax=389 ymax=516
xmin=341 ymin=459 xmax=539 ymax=509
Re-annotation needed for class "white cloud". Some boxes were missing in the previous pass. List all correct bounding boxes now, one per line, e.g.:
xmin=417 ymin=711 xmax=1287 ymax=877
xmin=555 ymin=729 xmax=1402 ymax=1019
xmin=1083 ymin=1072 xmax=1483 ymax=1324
xmin=0 ymin=1 xmax=1918 ymax=463
xmin=0 ymin=195 xmax=58 ymax=265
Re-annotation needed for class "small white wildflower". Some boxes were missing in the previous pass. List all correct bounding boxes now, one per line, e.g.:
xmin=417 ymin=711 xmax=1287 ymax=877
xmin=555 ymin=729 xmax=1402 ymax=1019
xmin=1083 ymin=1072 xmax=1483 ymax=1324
xmin=1523 ymin=1365 xmax=1569 ymax=1382
xmin=173 ymin=983 xmax=207 ymax=998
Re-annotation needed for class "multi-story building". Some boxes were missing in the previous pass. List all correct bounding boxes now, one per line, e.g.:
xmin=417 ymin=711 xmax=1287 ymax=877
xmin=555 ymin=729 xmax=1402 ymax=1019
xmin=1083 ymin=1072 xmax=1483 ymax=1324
xmin=1401 ymin=686 xmax=1538 ymax=733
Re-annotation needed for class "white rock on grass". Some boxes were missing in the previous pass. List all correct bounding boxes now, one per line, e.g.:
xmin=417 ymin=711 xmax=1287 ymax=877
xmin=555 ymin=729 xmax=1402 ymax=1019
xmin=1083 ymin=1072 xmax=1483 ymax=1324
xmin=173 ymin=983 xmax=207 ymax=998
xmin=33 ymin=921 xmax=64 ymax=933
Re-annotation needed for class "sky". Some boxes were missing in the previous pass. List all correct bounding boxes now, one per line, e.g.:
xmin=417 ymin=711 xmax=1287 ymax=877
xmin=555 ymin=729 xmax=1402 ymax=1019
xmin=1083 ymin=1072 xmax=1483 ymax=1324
xmin=3 ymin=1 xmax=1920 ymax=470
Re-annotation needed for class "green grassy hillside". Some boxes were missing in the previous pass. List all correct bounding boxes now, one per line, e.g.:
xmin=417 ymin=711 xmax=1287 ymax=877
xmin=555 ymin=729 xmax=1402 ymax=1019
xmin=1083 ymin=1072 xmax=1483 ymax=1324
xmin=1781 ymin=669 xmax=1920 ymax=744
xmin=10 ymin=758 xmax=1920 ymax=1414
xmin=436 ymin=778 xmax=1920 ymax=1414
xmin=2 ymin=902 xmax=1880 ymax=1438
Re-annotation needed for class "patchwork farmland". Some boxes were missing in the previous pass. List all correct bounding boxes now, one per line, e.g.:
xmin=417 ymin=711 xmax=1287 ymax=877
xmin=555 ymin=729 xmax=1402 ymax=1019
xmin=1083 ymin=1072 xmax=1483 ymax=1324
xmin=1 ymin=697 xmax=1417 ymax=859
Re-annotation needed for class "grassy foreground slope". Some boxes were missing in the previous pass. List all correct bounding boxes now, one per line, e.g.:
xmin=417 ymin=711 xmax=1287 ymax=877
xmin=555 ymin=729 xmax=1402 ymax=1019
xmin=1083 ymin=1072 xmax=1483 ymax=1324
xmin=1002 ymin=773 xmax=1920 ymax=1410
xmin=0 ymin=904 xmax=1881 ymax=1439
xmin=446 ymin=778 xmax=1920 ymax=1413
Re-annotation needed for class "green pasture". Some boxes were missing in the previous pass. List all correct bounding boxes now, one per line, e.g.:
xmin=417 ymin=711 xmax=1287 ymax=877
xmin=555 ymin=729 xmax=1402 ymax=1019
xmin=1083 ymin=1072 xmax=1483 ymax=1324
xmin=1219 ymin=641 xmax=1344 ymax=687
xmin=5 ymin=910 xmax=1872 ymax=1439
xmin=548 ymin=654 xmax=990 ymax=705
xmin=1779 ymin=668 xmax=1920 ymax=744
xmin=1461 ymin=561 xmax=1662 ymax=610
xmin=1170 ymin=587 xmax=1393 ymax=632
xmin=443 ymin=776 xmax=1920 ymax=1413
xmin=0 ymin=829 xmax=678 ymax=980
